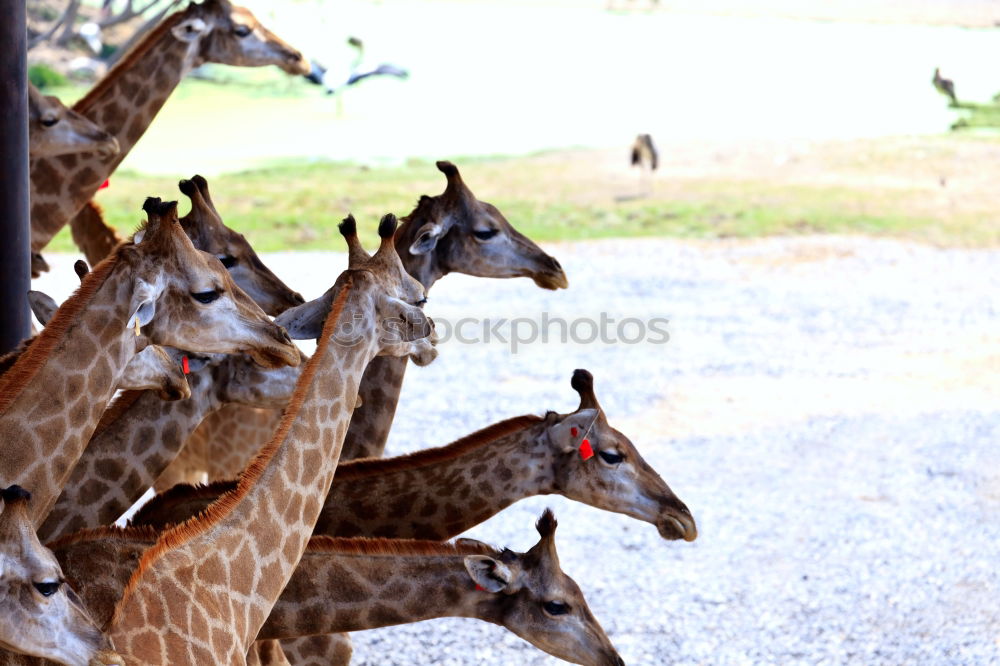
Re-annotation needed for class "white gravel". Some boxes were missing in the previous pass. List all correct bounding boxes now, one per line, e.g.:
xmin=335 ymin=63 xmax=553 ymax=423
xmin=33 ymin=235 xmax=1000 ymax=665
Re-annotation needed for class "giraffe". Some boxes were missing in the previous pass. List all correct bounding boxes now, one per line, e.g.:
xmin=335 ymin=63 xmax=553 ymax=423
xmin=0 ymin=486 xmax=123 ymax=666
xmin=37 ymin=349 xmax=304 ymax=543
xmin=29 ymin=0 xmax=309 ymax=269
xmin=134 ymin=369 xmax=698 ymax=543
xmin=0 ymin=198 xmax=299 ymax=529
xmin=26 ymin=290 xmax=190 ymax=401
xmin=259 ymin=511 xmax=624 ymax=666
xmin=157 ymin=159 xmax=570 ymax=490
xmin=28 ymin=85 xmax=119 ymax=277
xmin=28 ymin=84 xmax=119 ymax=160
xmin=10 ymin=511 xmax=622 ymax=666
xmin=104 ymin=214 xmax=436 ymax=664
xmin=134 ymin=369 xmax=695 ymax=666
xmin=74 ymin=176 xmax=304 ymax=316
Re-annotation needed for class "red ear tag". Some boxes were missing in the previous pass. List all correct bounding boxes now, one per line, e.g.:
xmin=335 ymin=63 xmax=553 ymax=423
xmin=579 ymin=438 xmax=594 ymax=460
xmin=99 ymin=179 xmax=109 ymax=190
xmin=181 ymin=356 xmax=190 ymax=375
xmin=570 ymin=427 xmax=579 ymax=437
xmin=475 ymin=584 xmax=486 ymax=592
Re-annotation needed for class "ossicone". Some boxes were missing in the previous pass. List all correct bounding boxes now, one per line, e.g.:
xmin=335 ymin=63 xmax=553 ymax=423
xmin=0 ymin=485 xmax=31 ymax=504
xmin=535 ymin=508 xmax=558 ymax=539
xmin=378 ymin=213 xmax=398 ymax=239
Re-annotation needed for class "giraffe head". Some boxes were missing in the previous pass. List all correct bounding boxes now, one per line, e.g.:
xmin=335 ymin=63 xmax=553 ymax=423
xmin=173 ymin=0 xmax=310 ymax=75
xmin=277 ymin=214 xmax=437 ymax=366
xmin=27 ymin=84 xmax=119 ymax=159
xmin=27 ymin=289 xmax=190 ymax=400
xmin=119 ymin=342 xmax=191 ymax=401
xmin=397 ymin=161 xmax=569 ymax=290
xmin=0 ymin=487 xmax=124 ymax=666
xmin=543 ymin=370 xmax=697 ymax=542
xmin=182 ymin=348 xmax=304 ymax=407
xmin=464 ymin=510 xmax=623 ymax=666
xmin=124 ymin=198 xmax=300 ymax=369
xmin=178 ymin=175 xmax=304 ymax=315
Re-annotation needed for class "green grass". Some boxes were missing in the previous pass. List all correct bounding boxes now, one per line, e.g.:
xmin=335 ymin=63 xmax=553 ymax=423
xmin=43 ymin=152 xmax=991 ymax=254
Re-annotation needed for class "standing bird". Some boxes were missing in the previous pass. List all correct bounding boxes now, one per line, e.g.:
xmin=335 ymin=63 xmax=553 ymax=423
xmin=304 ymin=36 xmax=409 ymax=95
xmin=630 ymin=133 xmax=658 ymax=171
xmin=932 ymin=67 xmax=958 ymax=107
xmin=630 ymin=133 xmax=658 ymax=197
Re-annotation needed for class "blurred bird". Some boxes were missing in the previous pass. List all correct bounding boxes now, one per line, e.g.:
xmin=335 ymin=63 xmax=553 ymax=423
xmin=630 ymin=133 xmax=658 ymax=172
xmin=627 ymin=133 xmax=658 ymax=199
xmin=304 ymin=36 xmax=409 ymax=95
xmin=79 ymin=22 xmax=103 ymax=56
xmin=932 ymin=67 xmax=958 ymax=107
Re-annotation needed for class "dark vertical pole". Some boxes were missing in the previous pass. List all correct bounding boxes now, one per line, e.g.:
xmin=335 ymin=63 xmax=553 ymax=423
xmin=0 ymin=0 xmax=31 ymax=354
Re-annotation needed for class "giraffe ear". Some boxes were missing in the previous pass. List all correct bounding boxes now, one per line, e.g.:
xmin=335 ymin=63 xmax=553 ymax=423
xmin=27 ymin=290 xmax=58 ymax=327
xmin=274 ymin=290 xmax=335 ymax=340
xmin=172 ymin=17 xmax=208 ymax=42
xmin=464 ymin=555 xmax=513 ymax=594
xmin=128 ymin=278 xmax=162 ymax=330
xmin=407 ymin=221 xmax=445 ymax=256
xmin=543 ymin=410 xmax=599 ymax=454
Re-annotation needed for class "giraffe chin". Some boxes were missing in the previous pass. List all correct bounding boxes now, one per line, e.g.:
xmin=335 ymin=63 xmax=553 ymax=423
xmin=532 ymin=270 xmax=569 ymax=291
xmin=657 ymin=513 xmax=698 ymax=542
xmin=247 ymin=344 xmax=301 ymax=369
xmin=89 ymin=650 xmax=126 ymax=666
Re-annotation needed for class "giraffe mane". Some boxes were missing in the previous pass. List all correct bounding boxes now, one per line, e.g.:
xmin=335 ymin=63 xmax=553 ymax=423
xmin=73 ymin=11 xmax=186 ymax=113
xmin=305 ymin=535 xmax=498 ymax=558
xmin=335 ymin=414 xmax=544 ymax=480
xmin=45 ymin=524 xmax=160 ymax=552
xmin=91 ymin=390 xmax=145 ymax=439
xmin=0 ymin=251 xmax=121 ymax=415
xmin=0 ymin=336 xmax=34 ymax=377
xmin=112 ymin=273 xmax=357 ymax=624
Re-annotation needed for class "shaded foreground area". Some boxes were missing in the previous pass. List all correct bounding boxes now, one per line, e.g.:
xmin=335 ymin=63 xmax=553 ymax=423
xmin=49 ymin=135 xmax=1000 ymax=256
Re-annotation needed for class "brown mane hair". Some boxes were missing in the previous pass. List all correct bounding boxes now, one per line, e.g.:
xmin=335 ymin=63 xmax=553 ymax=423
xmin=336 ymin=414 xmax=543 ymax=480
xmin=45 ymin=524 xmax=161 ymax=552
xmin=305 ymin=535 xmax=497 ymax=558
xmin=112 ymin=273 xmax=356 ymax=623
xmin=73 ymin=11 xmax=186 ymax=114
xmin=0 ymin=252 xmax=121 ymax=415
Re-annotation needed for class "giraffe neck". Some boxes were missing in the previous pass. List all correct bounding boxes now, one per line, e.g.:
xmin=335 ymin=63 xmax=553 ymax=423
xmin=0 ymin=257 xmax=140 ymax=528
xmin=109 ymin=276 xmax=379 ymax=663
xmin=338 ymin=228 xmax=443 ymax=461
xmin=29 ymin=12 xmax=197 ymax=252
xmin=258 ymin=538 xmax=489 ymax=640
xmin=36 ymin=371 xmax=222 ymax=543
xmin=338 ymin=354 xmax=407 ymax=460
xmin=321 ymin=416 xmax=552 ymax=540
xmin=130 ymin=416 xmax=553 ymax=541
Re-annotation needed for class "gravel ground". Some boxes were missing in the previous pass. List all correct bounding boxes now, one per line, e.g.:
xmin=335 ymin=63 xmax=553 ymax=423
xmin=34 ymin=236 xmax=1000 ymax=665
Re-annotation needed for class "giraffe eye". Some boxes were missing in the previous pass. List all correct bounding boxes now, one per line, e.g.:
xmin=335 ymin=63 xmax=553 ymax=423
xmin=191 ymin=290 xmax=220 ymax=304
xmin=219 ymin=255 xmax=237 ymax=268
xmin=473 ymin=229 xmax=499 ymax=241
xmin=543 ymin=600 xmax=570 ymax=616
xmin=40 ymin=116 xmax=58 ymax=127
xmin=233 ymin=24 xmax=252 ymax=37
xmin=33 ymin=581 xmax=62 ymax=597
xmin=598 ymin=451 xmax=624 ymax=465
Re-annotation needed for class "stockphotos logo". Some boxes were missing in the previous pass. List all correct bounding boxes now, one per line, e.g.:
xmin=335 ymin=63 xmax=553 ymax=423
xmin=331 ymin=312 xmax=671 ymax=354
